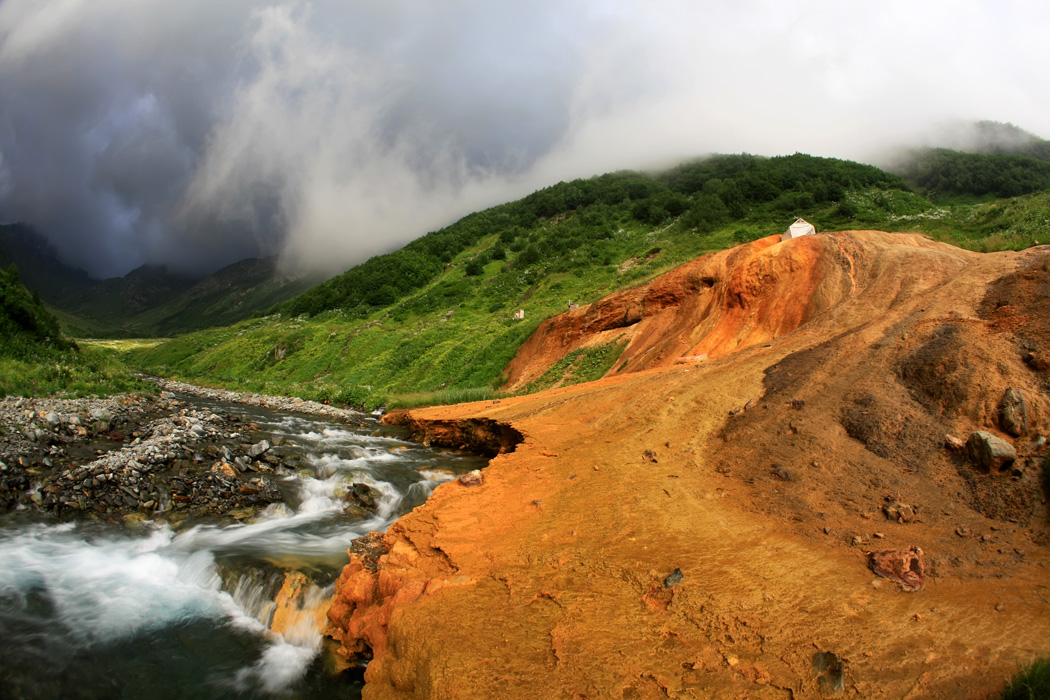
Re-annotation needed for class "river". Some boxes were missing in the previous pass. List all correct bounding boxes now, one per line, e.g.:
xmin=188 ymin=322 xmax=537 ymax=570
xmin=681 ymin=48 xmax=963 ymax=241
xmin=0 ymin=395 xmax=486 ymax=699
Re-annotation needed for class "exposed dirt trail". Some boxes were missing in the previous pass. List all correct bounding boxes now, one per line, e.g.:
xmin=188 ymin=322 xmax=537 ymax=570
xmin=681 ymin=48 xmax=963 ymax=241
xmin=327 ymin=232 xmax=1050 ymax=699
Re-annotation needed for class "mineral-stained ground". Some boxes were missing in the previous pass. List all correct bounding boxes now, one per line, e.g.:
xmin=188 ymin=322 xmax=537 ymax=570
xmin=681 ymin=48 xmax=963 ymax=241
xmin=327 ymin=232 xmax=1050 ymax=699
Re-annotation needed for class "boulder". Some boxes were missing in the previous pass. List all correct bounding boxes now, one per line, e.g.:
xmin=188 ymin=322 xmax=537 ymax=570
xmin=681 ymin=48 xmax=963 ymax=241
xmin=966 ymin=431 xmax=1017 ymax=473
xmin=210 ymin=461 xmax=238 ymax=480
xmin=459 ymin=470 xmax=484 ymax=487
xmin=248 ymin=439 xmax=271 ymax=459
xmin=869 ymin=546 xmax=926 ymax=592
xmin=998 ymin=388 xmax=1027 ymax=437
xmin=346 ymin=482 xmax=379 ymax=510
xmin=883 ymin=500 xmax=916 ymax=523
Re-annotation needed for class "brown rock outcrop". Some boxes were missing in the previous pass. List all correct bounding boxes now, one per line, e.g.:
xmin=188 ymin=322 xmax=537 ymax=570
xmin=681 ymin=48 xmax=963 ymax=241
xmin=503 ymin=231 xmax=973 ymax=389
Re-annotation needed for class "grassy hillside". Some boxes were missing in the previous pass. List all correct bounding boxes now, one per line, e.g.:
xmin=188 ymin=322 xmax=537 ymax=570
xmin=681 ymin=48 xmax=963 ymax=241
xmin=133 ymin=153 xmax=945 ymax=408
xmin=0 ymin=264 xmax=146 ymax=397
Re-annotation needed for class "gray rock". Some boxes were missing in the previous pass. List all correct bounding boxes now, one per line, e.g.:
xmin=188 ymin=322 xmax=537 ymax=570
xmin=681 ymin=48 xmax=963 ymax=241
xmin=967 ymin=431 xmax=1017 ymax=473
xmin=44 ymin=411 xmax=60 ymax=427
xmin=999 ymin=388 xmax=1027 ymax=437
xmin=89 ymin=407 xmax=113 ymax=423
xmin=663 ymin=568 xmax=684 ymax=587
xmin=248 ymin=439 xmax=271 ymax=459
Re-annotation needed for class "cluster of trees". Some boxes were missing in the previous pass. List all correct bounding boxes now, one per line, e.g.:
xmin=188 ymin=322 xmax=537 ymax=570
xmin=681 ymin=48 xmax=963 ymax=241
xmin=277 ymin=153 xmax=915 ymax=318
xmin=892 ymin=148 xmax=1050 ymax=202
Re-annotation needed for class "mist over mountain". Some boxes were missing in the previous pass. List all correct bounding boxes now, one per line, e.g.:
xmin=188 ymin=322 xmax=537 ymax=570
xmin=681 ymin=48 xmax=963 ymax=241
xmin=1 ymin=1 xmax=1048 ymax=280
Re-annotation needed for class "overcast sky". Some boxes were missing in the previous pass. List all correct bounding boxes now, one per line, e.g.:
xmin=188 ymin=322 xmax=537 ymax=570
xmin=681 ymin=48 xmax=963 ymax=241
xmin=1 ymin=0 xmax=1048 ymax=279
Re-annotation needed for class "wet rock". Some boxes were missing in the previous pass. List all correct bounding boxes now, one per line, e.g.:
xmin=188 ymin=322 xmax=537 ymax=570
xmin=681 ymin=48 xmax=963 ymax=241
xmin=869 ymin=546 xmax=926 ymax=592
xmin=210 ymin=461 xmax=239 ymax=480
xmin=347 ymin=482 xmax=380 ymax=510
xmin=966 ymin=431 xmax=1017 ymax=473
xmin=249 ymin=439 xmax=271 ymax=459
xmin=663 ymin=568 xmax=684 ymax=588
xmin=998 ymin=388 xmax=1027 ymax=437
xmin=343 ymin=504 xmax=373 ymax=519
xmin=459 ymin=469 xmax=484 ymax=487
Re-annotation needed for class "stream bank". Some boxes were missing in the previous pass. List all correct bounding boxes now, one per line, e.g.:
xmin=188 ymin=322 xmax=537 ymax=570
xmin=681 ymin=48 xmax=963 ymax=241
xmin=0 ymin=384 xmax=486 ymax=699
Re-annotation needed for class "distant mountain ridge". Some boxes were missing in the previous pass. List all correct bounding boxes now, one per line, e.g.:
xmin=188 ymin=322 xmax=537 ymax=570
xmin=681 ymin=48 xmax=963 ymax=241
xmin=0 ymin=224 xmax=317 ymax=338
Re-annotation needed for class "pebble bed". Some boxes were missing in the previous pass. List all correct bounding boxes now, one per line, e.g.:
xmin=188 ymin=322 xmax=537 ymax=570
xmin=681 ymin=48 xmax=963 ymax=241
xmin=0 ymin=380 xmax=366 ymax=521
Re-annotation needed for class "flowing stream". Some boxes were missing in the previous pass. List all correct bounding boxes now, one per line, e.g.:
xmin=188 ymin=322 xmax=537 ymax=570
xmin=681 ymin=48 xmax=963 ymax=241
xmin=0 ymin=396 xmax=485 ymax=699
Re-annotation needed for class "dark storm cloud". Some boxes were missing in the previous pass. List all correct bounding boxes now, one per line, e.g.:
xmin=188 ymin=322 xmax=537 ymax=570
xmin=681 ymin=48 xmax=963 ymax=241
xmin=0 ymin=0 xmax=1048 ymax=279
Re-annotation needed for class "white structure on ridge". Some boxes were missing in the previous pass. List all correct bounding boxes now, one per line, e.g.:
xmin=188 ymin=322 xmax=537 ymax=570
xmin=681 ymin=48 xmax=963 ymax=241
xmin=781 ymin=217 xmax=816 ymax=242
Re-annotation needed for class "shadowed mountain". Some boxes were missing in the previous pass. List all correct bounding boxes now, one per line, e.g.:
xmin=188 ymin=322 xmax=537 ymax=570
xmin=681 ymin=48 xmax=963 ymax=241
xmin=0 ymin=223 xmax=96 ymax=304
xmin=0 ymin=224 xmax=317 ymax=338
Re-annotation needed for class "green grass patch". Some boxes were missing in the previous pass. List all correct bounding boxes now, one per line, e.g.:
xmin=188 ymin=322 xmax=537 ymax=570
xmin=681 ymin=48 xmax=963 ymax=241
xmin=387 ymin=386 xmax=502 ymax=410
xmin=525 ymin=341 xmax=627 ymax=393
xmin=0 ymin=346 xmax=150 ymax=398
xmin=1000 ymin=658 xmax=1050 ymax=700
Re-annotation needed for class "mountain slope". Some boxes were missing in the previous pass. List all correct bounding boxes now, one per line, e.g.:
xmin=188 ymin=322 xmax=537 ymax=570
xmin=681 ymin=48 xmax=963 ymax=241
xmin=326 ymin=231 xmax=1050 ymax=699
xmin=59 ymin=264 xmax=197 ymax=321
xmin=0 ymin=223 xmax=96 ymax=305
xmin=123 ymin=257 xmax=320 ymax=337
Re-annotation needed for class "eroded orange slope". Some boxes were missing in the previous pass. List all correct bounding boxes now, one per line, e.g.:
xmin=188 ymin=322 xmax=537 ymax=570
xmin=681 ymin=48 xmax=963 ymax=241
xmin=504 ymin=231 xmax=975 ymax=389
xmin=327 ymin=232 xmax=1050 ymax=699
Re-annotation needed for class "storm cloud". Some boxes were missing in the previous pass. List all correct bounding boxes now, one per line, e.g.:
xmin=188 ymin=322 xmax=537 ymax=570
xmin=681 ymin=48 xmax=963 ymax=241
xmin=0 ymin=0 xmax=1047 ymax=279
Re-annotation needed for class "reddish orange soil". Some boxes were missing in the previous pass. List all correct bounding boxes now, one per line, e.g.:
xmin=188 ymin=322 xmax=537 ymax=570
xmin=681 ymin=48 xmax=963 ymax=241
xmin=327 ymin=232 xmax=1050 ymax=699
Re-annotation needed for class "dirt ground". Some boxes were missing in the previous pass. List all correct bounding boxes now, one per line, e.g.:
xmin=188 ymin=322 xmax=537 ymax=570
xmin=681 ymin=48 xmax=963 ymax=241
xmin=327 ymin=232 xmax=1050 ymax=699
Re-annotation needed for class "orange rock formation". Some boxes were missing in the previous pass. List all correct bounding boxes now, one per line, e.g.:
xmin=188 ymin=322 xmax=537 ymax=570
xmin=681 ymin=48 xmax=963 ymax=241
xmin=327 ymin=232 xmax=1050 ymax=699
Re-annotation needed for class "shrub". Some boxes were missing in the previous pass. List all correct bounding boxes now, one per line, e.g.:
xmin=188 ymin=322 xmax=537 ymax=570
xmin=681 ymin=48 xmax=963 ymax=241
xmin=1000 ymin=658 xmax=1050 ymax=700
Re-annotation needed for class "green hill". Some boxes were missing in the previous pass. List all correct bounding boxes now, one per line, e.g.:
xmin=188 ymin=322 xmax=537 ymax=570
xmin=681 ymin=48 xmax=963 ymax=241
xmin=0 ymin=264 xmax=145 ymax=397
xmin=0 ymin=263 xmax=75 ymax=358
xmin=883 ymin=121 xmax=1050 ymax=203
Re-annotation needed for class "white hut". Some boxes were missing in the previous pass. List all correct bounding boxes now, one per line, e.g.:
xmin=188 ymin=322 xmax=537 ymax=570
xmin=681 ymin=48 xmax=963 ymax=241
xmin=781 ymin=218 xmax=816 ymax=242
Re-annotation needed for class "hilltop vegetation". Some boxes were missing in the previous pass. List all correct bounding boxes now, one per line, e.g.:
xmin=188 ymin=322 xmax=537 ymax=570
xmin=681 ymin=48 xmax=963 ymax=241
xmin=890 ymin=148 xmax=1050 ymax=203
xmin=0 ymin=264 xmax=145 ymax=397
xmin=884 ymin=120 xmax=1050 ymax=204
